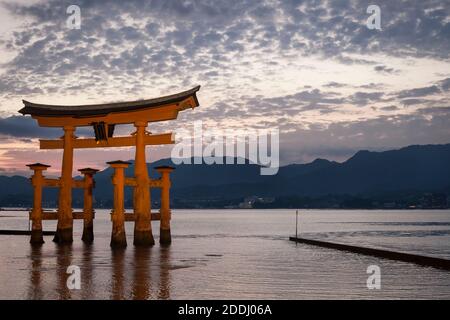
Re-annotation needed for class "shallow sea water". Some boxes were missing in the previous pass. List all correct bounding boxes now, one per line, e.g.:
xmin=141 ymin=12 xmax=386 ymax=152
xmin=0 ymin=209 xmax=449 ymax=299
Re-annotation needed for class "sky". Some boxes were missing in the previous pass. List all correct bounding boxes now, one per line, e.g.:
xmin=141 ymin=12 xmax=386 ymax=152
xmin=0 ymin=0 xmax=449 ymax=176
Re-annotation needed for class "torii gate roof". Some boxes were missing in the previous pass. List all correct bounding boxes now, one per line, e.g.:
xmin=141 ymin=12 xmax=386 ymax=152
xmin=18 ymin=85 xmax=200 ymax=127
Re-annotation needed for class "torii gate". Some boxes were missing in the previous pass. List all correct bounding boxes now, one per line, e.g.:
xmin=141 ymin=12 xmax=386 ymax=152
xmin=19 ymin=86 xmax=200 ymax=247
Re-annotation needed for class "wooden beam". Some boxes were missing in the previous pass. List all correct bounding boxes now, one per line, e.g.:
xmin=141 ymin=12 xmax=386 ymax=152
xmin=149 ymin=179 xmax=163 ymax=188
xmin=152 ymin=212 xmax=161 ymax=221
xmin=30 ymin=211 xmax=88 ymax=220
xmin=43 ymin=179 xmax=91 ymax=189
xmin=125 ymin=178 xmax=162 ymax=188
xmin=122 ymin=212 xmax=161 ymax=221
xmin=72 ymin=212 xmax=85 ymax=220
xmin=43 ymin=178 xmax=60 ymax=188
xmin=125 ymin=177 xmax=137 ymax=187
xmin=72 ymin=180 xmax=85 ymax=189
xmin=33 ymin=103 xmax=186 ymax=127
xmin=40 ymin=133 xmax=174 ymax=150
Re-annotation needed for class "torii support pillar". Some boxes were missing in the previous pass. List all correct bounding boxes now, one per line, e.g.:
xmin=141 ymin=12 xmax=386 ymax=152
xmin=155 ymin=166 xmax=175 ymax=245
xmin=109 ymin=161 xmax=129 ymax=248
xmin=79 ymin=168 xmax=99 ymax=244
xmin=27 ymin=163 xmax=50 ymax=245
xmin=54 ymin=126 xmax=75 ymax=244
xmin=133 ymin=121 xmax=154 ymax=246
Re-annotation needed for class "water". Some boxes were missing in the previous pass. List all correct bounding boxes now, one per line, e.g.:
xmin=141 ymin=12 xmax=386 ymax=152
xmin=0 ymin=209 xmax=450 ymax=299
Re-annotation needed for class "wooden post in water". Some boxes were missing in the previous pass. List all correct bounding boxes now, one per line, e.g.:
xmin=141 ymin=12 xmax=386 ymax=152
xmin=54 ymin=126 xmax=75 ymax=244
xmin=155 ymin=166 xmax=175 ymax=245
xmin=133 ymin=121 xmax=154 ymax=246
xmin=79 ymin=168 xmax=99 ymax=244
xmin=295 ymin=209 xmax=298 ymax=245
xmin=27 ymin=163 xmax=50 ymax=244
xmin=109 ymin=161 xmax=129 ymax=248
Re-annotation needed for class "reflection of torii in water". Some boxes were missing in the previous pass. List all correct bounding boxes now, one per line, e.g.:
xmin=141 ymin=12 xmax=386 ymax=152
xmin=27 ymin=245 xmax=172 ymax=299
xmin=19 ymin=86 xmax=200 ymax=246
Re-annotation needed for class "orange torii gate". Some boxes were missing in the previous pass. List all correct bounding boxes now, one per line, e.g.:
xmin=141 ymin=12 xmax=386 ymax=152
xmin=19 ymin=86 xmax=200 ymax=247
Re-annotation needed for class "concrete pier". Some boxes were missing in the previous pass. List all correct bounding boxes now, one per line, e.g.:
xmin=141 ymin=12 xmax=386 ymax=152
xmin=0 ymin=230 xmax=56 ymax=235
xmin=290 ymin=237 xmax=450 ymax=271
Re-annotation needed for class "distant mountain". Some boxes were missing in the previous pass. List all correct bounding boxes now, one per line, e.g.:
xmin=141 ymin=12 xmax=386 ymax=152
xmin=286 ymin=144 xmax=450 ymax=196
xmin=0 ymin=175 xmax=31 ymax=194
xmin=1 ymin=143 xmax=450 ymax=208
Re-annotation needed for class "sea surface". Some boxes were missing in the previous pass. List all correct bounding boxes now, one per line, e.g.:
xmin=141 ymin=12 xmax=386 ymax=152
xmin=0 ymin=209 xmax=450 ymax=299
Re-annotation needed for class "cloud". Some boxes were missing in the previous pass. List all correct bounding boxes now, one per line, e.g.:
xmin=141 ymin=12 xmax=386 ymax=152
xmin=0 ymin=0 xmax=449 ymax=101
xmin=439 ymin=77 xmax=450 ymax=91
xmin=374 ymin=65 xmax=399 ymax=74
xmin=349 ymin=91 xmax=385 ymax=106
xmin=0 ymin=115 xmax=92 ymax=138
xmin=397 ymin=85 xmax=441 ymax=98
xmin=380 ymin=105 xmax=400 ymax=111
xmin=401 ymin=98 xmax=429 ymax=106
xmin=324 ymin=81 xmax=348 ymax=88
xmin=234 ymin=88 xmax=347 ymax=116
xmin=280 ymin=108 xmax=450 ymax=164
xmin=0 ymin=0 xmax=449 ymax=170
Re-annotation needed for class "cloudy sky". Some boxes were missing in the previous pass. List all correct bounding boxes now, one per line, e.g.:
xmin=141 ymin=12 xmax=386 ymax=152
xmin=0 ymin=0 xmax=449 ymax=176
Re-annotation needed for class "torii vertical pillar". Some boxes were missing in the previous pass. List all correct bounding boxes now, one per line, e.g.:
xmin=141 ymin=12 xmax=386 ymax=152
xmin=54 ymin=126 xmax=75 ymax=244
xmin=133 ymin=121 xmax=154 ymax=246
xmin=27 ymin=163 xmax=50 ymax=245
xmin=155 ymin=166 xmax=175 ymax=245
xmin=79 ymin=168 xmax=99 ymax=244
xmin=109 ymin=161 xmax=129 ymax=248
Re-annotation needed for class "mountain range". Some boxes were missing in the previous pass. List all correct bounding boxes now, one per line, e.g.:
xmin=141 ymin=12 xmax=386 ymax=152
xmin=1 ymin=143 xmax=450 ymax=209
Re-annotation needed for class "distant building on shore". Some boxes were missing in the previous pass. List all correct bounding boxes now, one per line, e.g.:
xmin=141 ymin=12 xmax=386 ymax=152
xmin=420 ymin=193 xmax=448 ymax=209
xmin=238 ymin=196 xmax=275 ymax=209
